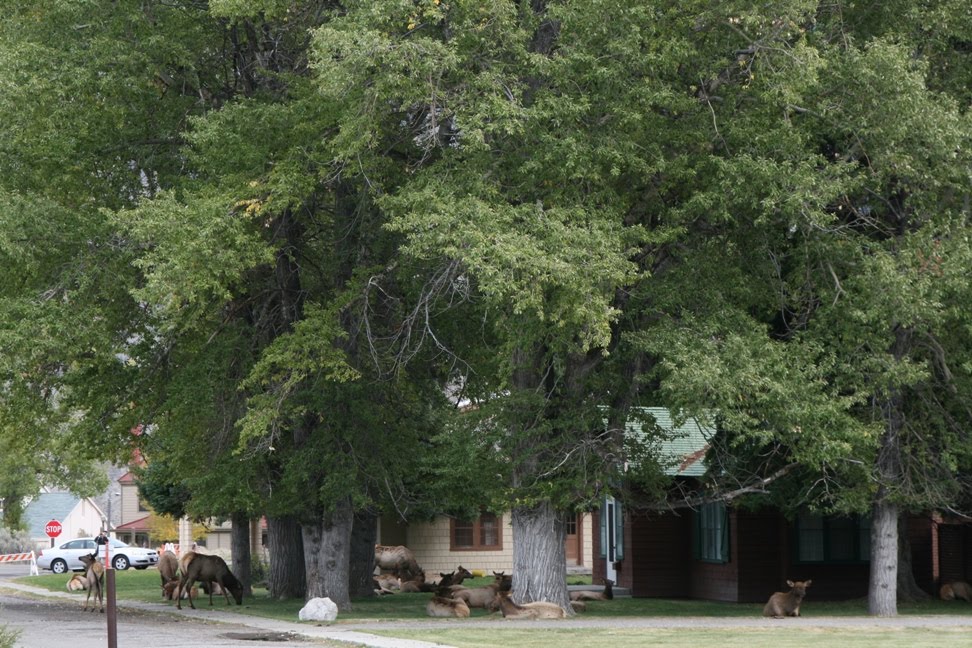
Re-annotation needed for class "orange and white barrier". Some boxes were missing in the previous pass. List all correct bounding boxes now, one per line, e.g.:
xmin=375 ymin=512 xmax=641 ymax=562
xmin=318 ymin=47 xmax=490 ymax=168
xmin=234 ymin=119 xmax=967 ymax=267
xmin=0 ymin=551 xmax=39 ymax=575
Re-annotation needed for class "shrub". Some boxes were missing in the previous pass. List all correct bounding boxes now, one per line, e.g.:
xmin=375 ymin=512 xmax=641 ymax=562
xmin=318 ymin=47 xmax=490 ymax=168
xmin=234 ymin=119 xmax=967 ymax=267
xmin=0 ymin=528 xmax=33 ymax=555
xmin=0 ymin=625 xmax=19 ymax=648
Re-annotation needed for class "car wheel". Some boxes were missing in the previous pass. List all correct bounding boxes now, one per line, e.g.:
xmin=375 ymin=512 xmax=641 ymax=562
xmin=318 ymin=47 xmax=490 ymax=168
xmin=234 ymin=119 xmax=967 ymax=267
xmin=50 ymin=559 xmax=68 ymax=575
xmin=112 ymin=555 xmax=130 ymax=571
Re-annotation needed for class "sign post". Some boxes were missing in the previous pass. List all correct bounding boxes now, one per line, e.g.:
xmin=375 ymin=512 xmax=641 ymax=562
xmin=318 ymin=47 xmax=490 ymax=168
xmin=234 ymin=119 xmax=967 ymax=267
xmin=97 ymin=530 xmax=117 ymax=648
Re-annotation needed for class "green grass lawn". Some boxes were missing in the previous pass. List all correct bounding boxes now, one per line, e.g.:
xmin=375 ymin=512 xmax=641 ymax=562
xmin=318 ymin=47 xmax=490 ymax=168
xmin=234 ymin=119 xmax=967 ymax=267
xmin=16 ymin=569 xmax=972 ymax=623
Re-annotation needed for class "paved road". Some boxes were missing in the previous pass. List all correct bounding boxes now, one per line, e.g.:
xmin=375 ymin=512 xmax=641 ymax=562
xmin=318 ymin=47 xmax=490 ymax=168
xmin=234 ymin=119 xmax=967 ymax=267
xmin=0 ymin=594 xmax=323 ymax=648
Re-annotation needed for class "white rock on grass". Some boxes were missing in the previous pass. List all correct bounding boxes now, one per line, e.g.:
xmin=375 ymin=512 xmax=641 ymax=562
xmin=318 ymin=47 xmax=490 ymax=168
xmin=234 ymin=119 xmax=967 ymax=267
xmin=298 ymin=597 xmax=339 ymax=623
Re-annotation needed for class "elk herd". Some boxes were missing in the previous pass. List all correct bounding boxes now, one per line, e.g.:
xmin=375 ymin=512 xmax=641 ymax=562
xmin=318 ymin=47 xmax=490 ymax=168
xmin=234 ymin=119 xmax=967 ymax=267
xmin=74 ymin=539 xmax=948 ymax=621
xmin=64 ymin=547 xmax=244 ymax=613
xmin=373 ymin=544 xmax=612 ymax=619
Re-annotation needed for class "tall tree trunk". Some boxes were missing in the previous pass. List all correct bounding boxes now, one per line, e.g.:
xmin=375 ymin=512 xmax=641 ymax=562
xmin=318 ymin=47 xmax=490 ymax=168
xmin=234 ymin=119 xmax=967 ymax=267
xmin=266 ymin=514 xmax=305 ymax=600
xmin=510 ymin=501 xmax=571 ymax=612
xmin=230 ymin=511 xmax=253 ymax=596
xmin=349 ymin=509 xmax=378 ymax=598
xmin=869 ymin=327 xmax=909 ymax=616
xmin=302 ymin=496 xmax=353 ymax=610
xmin=868 ymin=495 xmax=898 ymax=616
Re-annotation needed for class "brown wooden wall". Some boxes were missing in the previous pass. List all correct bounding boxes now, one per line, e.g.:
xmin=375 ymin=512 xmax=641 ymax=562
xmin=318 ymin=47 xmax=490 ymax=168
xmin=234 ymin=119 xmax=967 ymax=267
xmin=628 ymin=511 xmax=691 ymax=598
xmin=594 ymin=505 xmax=942 ymax=603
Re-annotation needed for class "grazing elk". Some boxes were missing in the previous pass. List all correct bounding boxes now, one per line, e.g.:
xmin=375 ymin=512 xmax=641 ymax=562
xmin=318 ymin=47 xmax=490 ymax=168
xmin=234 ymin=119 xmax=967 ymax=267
xmin=426 ymin=595 xmax=471 ymax=618
xmin=158 ymin=550 xmax=179 ymax=590
xmin=176 ymin=551 xmax=244 ymax=610
xmin=763 ymin=579 xmax=812 ymax=618
xmin=78 ymin=552 xmax=104 ymax=613
xmin=570 ymin=578 xmax=614 ymax=602
xmin=941 ymin=581 xmax=972 ymax=601
xmin=374 ymin=544 xmax=422 ymax=582
xmin=495 ymin=590 xmax=566 ymax=619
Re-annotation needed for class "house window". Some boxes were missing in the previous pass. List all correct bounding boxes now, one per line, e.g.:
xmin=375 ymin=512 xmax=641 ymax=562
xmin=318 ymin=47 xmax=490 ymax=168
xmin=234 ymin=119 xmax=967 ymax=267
xmin=795 ymin=512 xmax=870 ymax=563
xmin=451 ymin=512 xmax=502 ymax=551
xmin=694 ymin=501 xmax=729 ymax=563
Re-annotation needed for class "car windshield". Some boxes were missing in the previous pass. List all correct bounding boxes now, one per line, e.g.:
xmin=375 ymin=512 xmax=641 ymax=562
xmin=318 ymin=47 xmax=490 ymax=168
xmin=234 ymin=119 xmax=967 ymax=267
xmin=109 ymin=539 xmax=128 ymax=548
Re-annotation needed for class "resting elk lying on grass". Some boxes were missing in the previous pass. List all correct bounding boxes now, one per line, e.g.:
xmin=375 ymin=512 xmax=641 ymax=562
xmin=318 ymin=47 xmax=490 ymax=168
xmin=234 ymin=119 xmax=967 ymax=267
xmin=66 ymin=573 xmax=87 ymax=592
xmin=569 ymin=578 xmax=614 ymax=602
xmin=454 ymin=583 xmax=501 ymax=609
xmin=426 ymin=595 xmax=471 ymax=618
xmin=941 ymin=581 xmax=972 ymax=601
xmin=762 ymin=579 xmax=811 ymax=618
xmin=495 ymin=590 xmax=566 ymax=619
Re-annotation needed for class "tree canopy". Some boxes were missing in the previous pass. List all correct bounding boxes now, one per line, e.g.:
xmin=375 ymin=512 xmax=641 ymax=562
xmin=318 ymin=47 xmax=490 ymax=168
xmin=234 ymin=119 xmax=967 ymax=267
xmin=1 ymin=0 xmax=971 ymax=617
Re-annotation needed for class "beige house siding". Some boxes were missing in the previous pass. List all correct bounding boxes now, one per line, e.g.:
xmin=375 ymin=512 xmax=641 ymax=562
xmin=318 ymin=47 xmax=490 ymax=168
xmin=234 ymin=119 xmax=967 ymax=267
xmin=380 ymin=512 xmax=594 ymax=576
xmin=404 ymin=514 xmax=514 ymax=576
xmin=119 ymin=481 xmax=142 ymax=526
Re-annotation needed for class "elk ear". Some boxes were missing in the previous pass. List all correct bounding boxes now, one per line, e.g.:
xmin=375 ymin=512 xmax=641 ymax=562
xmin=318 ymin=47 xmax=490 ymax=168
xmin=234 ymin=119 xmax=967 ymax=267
xmin=786 ymin=580 xmax=794 ymax=587
xmin=805 ymin=580 xmax=812 ymax=587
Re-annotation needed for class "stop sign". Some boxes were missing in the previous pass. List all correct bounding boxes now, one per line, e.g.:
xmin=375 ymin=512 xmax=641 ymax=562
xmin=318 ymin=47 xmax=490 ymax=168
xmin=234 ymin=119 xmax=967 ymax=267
xmin=45 ymin=519 xmax=62 ymax=538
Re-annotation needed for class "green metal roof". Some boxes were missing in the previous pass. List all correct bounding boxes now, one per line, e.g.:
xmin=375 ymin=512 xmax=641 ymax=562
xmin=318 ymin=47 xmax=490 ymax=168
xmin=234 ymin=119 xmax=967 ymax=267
xmin=624 ymin=407 xmax=714 ymax=477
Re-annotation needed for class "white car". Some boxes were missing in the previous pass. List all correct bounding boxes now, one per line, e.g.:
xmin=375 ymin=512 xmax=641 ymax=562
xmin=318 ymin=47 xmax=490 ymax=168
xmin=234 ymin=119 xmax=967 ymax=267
xmin=37 ymin=537 xmax=159 ymax=573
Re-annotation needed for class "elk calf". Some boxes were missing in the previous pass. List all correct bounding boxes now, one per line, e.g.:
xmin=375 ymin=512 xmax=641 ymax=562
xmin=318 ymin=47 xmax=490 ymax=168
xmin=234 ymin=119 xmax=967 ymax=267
xmin=163 ymin=579 xmax=199 ymax=601
xmin=763 ymin=579 xmax=811 ymax=618
xmin=941 ymin=581 xmax=972 ymax=601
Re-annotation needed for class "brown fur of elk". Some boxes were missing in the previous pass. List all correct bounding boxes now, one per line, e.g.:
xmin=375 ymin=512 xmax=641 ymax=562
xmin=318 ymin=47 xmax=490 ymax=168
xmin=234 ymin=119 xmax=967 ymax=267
xmin=374 ymin=544 xmax=422 ymax=582
xmin=941 ymin=581 xmax=972 ymax=601
xmin=454 ymin=583 xmax=501 ymax=609
xmin=450 ymin=566 xmax=473 ymax=586
xmin=400 ymin=570 xmax=439 ymax=593
xmin=495 ymin=590 xmax=566 ymax=619
xmin=163 ymin=579 xmax=198 ymax=601
xmin=176 ymin=551 xmax=244 ymax=610
xmin=78 ymin=553 xmax=105 ymax=613
xmin=426 ymin=595 xmax=470 ymax=618
xmin=158 ymin=550 xmax=179 ymax=592
xmin=570 ymin=578 xmax=614 ymax=602
xmin=66 ymin=573 xmax=87 ymax=592
xmin=763 ymin=579 xmax=811 ymax=618
xmin=492 ymin=571 xmax=512 ymax=592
